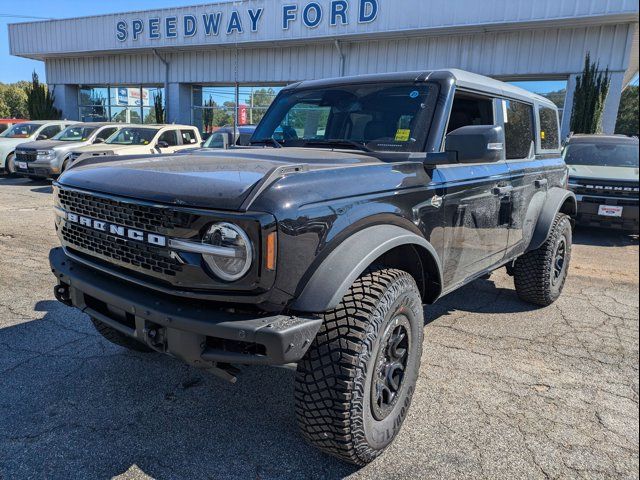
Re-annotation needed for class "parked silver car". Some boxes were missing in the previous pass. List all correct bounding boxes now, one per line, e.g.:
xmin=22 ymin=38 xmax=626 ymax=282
xmin=13 ymin=123 xmax=122 ymax=179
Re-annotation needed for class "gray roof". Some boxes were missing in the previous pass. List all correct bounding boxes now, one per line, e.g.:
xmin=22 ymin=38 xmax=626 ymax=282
xmin=285 ymin=69 xmax=556 ymax=108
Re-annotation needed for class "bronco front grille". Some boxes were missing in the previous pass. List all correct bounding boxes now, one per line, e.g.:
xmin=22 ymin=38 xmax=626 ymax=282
xmin=572 ymin=179 xmax=639 ymax=200
xmin=55 ymin=187 xmax=191 ymax=279
xmin=57 ymin=188 xmax=179 ymax=234
xmin=61 ymin=221 xmax=183 ymax=277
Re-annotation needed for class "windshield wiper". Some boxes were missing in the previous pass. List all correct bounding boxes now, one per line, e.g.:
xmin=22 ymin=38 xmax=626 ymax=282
xmin=303 ymin=139 xmax=373 ymax=152
xmin=250 ymin=137 xmax=283 ymax=148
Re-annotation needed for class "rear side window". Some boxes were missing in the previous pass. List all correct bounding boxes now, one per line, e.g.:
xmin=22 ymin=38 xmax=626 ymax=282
xmin=97 ymin=127 xmax=117 ymax=141
xmin=159 ymin=130 xmax=179 ymax=146
xmin=539 ymin=107 xmax=560 ymax=150
xmin=40 ymin=125 xmax=63 ymax=139
xmin=180 ymin=129 xmax=198 ymax=145
xmin=503 ymin=100 xmax=534 ymax=159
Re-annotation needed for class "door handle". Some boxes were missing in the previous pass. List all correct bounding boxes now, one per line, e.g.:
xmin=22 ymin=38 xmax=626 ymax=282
xmin=535 ymin=179 xmax=548 ymax=188
xmin=492 ymin=185 xmax=513 ymax=196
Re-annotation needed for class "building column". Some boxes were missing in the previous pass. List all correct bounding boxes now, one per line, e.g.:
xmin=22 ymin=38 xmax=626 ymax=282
xmin=50 ymin=84 xmax=79 ymax=121
xmin=601 ymin=71 xmax=625 ymax=134
xmin=560 ymin=75 xmax=577 ymax=140
xmin=166 ymin=83 xmax=192 ymax=125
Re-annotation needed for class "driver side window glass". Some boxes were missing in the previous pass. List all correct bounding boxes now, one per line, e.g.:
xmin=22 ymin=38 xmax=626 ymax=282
xmin=446 ymin=93 xmax=494 ymax=133
xmin=279 ymin=103 xmax=330 ymax=140
xmin=158 ymin=130 xmax=178 ymax=146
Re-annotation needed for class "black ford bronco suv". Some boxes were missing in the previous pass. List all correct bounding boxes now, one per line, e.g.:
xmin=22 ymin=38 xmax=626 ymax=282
xmin=49 ymin=69 xmax=576 ymax=465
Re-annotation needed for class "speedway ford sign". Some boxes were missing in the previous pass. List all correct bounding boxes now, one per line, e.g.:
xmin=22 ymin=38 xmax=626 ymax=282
xmin=116 ymin=0 xmax=379 ymax=41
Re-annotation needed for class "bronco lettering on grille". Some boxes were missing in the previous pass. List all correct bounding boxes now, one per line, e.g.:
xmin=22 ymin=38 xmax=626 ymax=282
xmin=65 ymin=211 xmax=167 ymax=246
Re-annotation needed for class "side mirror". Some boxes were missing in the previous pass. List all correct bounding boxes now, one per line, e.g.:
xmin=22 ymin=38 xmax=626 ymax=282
xmin=37 ymin=134 xmax=48 ymax=140
xmin=445 ymin=125 xmax=505 ymax=163
xmin=93 ymin=137 xmax=105 ymax=144
xmin=157 ymin=140 xmax=170 ymax=149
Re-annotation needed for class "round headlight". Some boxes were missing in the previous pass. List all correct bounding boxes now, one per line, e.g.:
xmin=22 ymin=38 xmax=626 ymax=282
xmin=202 ymin=222 xmax=253 ymax=281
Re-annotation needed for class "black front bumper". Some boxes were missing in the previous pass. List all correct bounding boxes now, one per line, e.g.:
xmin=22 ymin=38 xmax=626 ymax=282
xmin=575 ymin=197 xmax=639 ymax=232
xmin=50 ymin=247 xmax=322 ymax=367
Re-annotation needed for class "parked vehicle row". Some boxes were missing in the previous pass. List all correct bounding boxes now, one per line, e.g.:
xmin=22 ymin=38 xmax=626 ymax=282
xmin=1 ymin=122 xmax=258 ymax=180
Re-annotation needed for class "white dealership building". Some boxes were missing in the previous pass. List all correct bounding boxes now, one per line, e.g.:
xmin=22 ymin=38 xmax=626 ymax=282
xmin=8 ymin=0 xmax=639 ymax=136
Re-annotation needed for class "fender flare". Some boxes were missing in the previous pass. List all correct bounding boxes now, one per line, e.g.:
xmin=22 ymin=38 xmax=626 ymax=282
xmin=526 ymin=187 xmax=577 ymax=253
xmin=291 ymin=224 xmax=443 ymax=313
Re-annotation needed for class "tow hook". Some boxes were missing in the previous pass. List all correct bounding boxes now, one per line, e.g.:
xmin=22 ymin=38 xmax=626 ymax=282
xmin=144 ymin=324 xmax=167 ymax=352
xmin=54 ymin=284 xmax=72 ymax=306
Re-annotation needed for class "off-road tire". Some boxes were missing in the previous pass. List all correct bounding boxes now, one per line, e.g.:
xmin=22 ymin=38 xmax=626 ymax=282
xmin=513 ymin=213 xmax=572 ymax=306
xmin=294 ymin=267 xmax=424 ymax=465
xmin=91 ymin=317 xmax=154 ymax=353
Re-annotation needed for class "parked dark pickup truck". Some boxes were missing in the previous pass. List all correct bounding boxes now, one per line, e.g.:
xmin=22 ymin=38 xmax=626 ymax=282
xmin=49 ymin=69 xmax=575 ymax=465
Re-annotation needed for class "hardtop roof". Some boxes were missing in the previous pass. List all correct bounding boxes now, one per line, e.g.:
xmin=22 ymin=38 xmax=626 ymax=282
xmin=284 ymin=69 xmax=557 ymax=108
xmin=568 ymin=134 xmax=639 ymax=145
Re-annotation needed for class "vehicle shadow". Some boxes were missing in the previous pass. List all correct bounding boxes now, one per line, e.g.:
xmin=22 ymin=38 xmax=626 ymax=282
xmin=423 ymin=275 xmax=538 ymax=325
xmin=29 ymin=184 xmax=53 ymax=194
xmin=572 ymin=226 xmax=638 ymax=247
xmin=0 ymin=300 xmax=357 ymax=480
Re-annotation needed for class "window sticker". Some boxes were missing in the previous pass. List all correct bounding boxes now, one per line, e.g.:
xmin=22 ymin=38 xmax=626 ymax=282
xmin=394 ymin=129 xmax=410 ymax=142
xmin=409 ymin=90 xmax=419 ymax=99
xmin=540 ymin=131 xmax=546 ymax=140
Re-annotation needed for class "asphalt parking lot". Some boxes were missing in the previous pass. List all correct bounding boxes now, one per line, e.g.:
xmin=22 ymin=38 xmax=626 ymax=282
xmin=0 ymin=176 xmax=638 ymax=480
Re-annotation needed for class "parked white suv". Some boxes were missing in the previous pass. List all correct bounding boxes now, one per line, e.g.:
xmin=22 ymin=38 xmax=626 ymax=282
xmin=69 ymin=124 xmax=201 ymax=163
xmin=1 ymin=120 xmax=77 ymax=175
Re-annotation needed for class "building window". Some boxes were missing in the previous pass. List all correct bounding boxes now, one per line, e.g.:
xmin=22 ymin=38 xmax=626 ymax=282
xmin=192 ymin=85 xmax=283 ymax=137
xmin=78 ymin=86 xmax=164 ymax=124
xmin=503 ymin=100 xmax=535 ymax=159
xmin=538 ymin=106 xmax=560 ymax=150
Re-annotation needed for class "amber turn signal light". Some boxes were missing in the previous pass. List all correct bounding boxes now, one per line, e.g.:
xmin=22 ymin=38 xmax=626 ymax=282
xmin=266 ymin=232 xmax=277 ymax=271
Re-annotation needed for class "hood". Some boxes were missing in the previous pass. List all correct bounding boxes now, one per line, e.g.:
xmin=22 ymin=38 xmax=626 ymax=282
xmin=58 ymin=148 xmax=381 ymax=211
xmin=568 ymin=164 xmax=640 ymax=183
xmin=14 ymin=140 xmax=66 ymax=151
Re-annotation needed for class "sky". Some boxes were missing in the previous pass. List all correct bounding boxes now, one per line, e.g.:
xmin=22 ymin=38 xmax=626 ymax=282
xmin=0 ymin=0 xmax=205 ymax=83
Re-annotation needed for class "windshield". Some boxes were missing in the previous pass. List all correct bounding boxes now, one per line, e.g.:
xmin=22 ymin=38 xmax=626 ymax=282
xmin=106 ymin=128 xmax=158 ymax=145
xmin=2 ymin=123 xmax=40 ymax=139
xmin=54 ymin=126 xmax=97 ymax=142
xmin=564 ymin=142 xmax=639 ymax=168
xmin=252 ymin=82 xmax=438 ymax=152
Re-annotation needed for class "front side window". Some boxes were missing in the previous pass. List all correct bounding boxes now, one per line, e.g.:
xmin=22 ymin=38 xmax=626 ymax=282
xmin=252 ymin=83 xmax=438 ymax=153
xmin=539 ymin=107 xmax=560 ymax=150
xmin=38 ymin=125 xmax=63 ymax=140
xmin=106 ymin=128 xmax=158 ymax=145
xmin=3 ymin=123 xmax=40 ymax=138
xmin=503 ymin=100 xmax=535 ymax=159
xmin=564 ymin=142 xmax=639 ymax=168
xmin=54 ymin=126 xmax=96 ymax=142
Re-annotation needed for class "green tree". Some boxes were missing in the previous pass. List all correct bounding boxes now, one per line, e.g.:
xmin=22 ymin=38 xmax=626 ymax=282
xmin=615 ymin=85 xmax=639 ymax=136
xmin=0 ymin=85 xmax=28 ymax=118
xmin=248 ymin=87 xmax=277 ymax=124
xmin=153 ymin=91 xmax=165 ymax=124
xmin=26 ymin=71 xmax=61 ymax=120
xmin=570 ymin=53 xmax=611 ymax=134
